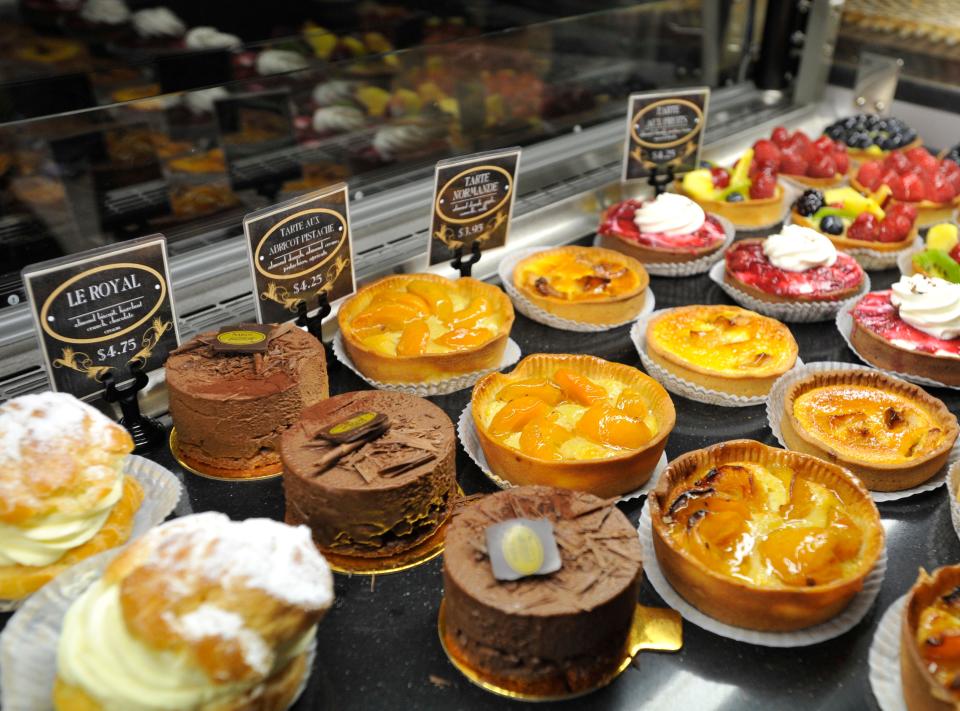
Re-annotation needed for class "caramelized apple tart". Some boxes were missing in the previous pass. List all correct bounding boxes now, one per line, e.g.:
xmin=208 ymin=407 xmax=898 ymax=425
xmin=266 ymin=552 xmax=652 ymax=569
xmin=902 ymin=566 xmax=960 ymax=711
xmin=781 ymin=370 xmax=958 ymax=492
xmin=646 ymin=305 xmax=799 ymax=397
xmin=472 ymin=353 xmax=675 ymax=497
xmin=650 ymin=440 xmax=884 ymax=631
xmin=338 ymin=274 xmax=514 ymax=383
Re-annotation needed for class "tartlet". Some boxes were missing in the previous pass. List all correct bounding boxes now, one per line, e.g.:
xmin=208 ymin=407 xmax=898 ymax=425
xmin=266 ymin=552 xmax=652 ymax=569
xmin=649 ymin=439 xmax=884 ymax=631
xmin=646 ymin=305 xmax=798 ymax=397
xmin=780 ymin=369 xmax=958 ymax=491
xmin=792 ymin=187 xmax=918 ymax=253
xmin=822 ymin=114 xmax=921 ymax=162
xmin=338 ymin=274 xmax=514 ymax=383
xmin=512 ymin=245 xmax=649 ymax=324
xmin=471 ymin=353 xmax=675 ymax=498
xmin=677 ymin=185 xmax=785 ymax=230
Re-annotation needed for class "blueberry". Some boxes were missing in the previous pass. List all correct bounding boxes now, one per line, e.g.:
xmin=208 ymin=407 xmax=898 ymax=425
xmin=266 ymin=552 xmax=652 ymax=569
xmin=819 ymin=215 xmax=844 ymax=235
xmin=851 ymin=132 xmax=872 ymax=149
xmin=826 ymin=125 xmax=845 ymax=140
xmin=842 ymin=116 xmax=858 ymax=130
xmin=726 ymin=192 xmax=745 ymax=203
xmin=878 ymin=136 xmax=895 ymax=150
xmin=794 ymin=189 xmax=825 ymax=217
xmin=887 ymin=134 xmax=904 ymax=149
xmin=865 ymin=114 xmax=880 ymax=129
xmin=903 ymin=128 xmax=918 ymax=144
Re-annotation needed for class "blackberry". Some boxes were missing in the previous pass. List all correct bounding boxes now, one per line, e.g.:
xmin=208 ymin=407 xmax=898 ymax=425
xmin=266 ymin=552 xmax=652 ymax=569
xmin=795 ymin=189 xmax=824 ymax=217
xmin=725 ymin=192 xmax=745 ymax=203
xmin=819 ymin=215 xmax=843 ymax=235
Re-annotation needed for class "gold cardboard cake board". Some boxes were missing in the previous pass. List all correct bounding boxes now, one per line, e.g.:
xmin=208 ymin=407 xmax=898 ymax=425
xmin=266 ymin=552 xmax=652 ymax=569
xmin=437 ymin=599 xmax=682 ymax=701
xmin=169 ymin=427 xmax=283 ymax=481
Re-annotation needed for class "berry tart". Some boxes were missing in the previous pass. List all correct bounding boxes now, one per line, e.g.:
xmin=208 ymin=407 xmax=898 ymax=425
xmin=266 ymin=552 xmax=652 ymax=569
xmin=849 ymin=275 xmax=960 ymax=386
xmin=678 ymin=148 xmax=785 ymax=229
xmin=756 ymin=127 xmax=850 ymax=188
xmin=792 ymin=187 xmax=918 ymax=253
xmin=853 ymin=148 xmax=960 ymax=227
xmin=911 ymin=224 xmax=960 ymax=283
xmin=597 ymin=193 xmax=728 ymax=265
xmin=942 ymin=142 xmax=960 ymax=166
xmin=822 ymin=114 xmax=920 ymax=162
xmin=724 ymin=225 xmax=865 ymax=303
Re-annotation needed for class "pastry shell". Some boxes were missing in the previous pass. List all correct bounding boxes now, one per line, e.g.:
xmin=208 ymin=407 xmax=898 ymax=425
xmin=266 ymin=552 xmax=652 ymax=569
xmin=513 ymin=245 xmax=649 ymax=324
xmin=792 ymin=212 xmax=917 ymax=253
xmin=649 ymin=439 xmax=884 ymax=631
xmin=675 ymin=183 xmax=785 ymax=229
xmin=782 ymin=172 xmax=846 ymax=189
xmin=471 ymin=353 xmax=675 ymax=498
xmin=780 ymin=369 xmax=958 ymax=491
xmin=338 ymin=274 xmax=514 ymax=384
xmin=850 ymin=176 xmax=960 ymax=228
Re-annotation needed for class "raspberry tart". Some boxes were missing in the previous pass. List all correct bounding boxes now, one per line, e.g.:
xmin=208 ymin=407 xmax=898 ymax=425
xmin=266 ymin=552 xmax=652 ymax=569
xmin=822 ymin=114 xmax=920 ymax=162
xmin=756 ymin=128 xmax=850 ymax=188
xmin=598 ymin=193 xmax=728 ymax=264
xmin=792 ymin=186 xmax=918 ymax=253
xmin=912 ymin=224 xmax=960 ymax=284
xmin=724 ymin=225 xmax=865 ymax=303
xmin=849 ymin=275 xmax=960 ymax=386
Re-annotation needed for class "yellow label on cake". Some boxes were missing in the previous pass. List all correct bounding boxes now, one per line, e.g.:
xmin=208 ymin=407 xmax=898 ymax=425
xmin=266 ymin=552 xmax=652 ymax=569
xmin=217 ymin=330 xmax=267 ymax=345
xmin=330 ymin=412 xmax=377 ymax=435
xmin=502 ymin=524 xmax=545 ymax=576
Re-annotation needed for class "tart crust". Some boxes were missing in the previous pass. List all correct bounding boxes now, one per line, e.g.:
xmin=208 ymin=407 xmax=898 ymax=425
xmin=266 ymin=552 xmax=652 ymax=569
xmin=649 ymin=439 xmax=884 ymax=631
xmin=850 ymin=176 xmax=960 ymax=228
xmin=338 ymin=274 xmax=514 ymax=384
xmin=472 ymin=353 xmax=675 ymax=498
xmin=792 ymin=212 xmax=917 ymax=253
xmin=782 ymin=173 xmax=846 ymax=189
xmin=675 ymin=183 xmax=785 ymax=229
xmin=780 ymin=369 xmax=958 ymax=491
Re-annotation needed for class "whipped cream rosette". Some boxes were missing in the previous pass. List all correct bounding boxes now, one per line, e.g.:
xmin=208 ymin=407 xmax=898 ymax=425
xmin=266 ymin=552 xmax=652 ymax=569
xmin=632 ymin=193 xmax=707 ymax=244
xmin=131 ymin=7 xmax=185 ymax=38
xmin=762 ymin=225 xmax=838 ymax=271
xmin=185 ymin=26 xmax=242 ymax=50
xmin=890 ymin=274 xmax=960 ymax=341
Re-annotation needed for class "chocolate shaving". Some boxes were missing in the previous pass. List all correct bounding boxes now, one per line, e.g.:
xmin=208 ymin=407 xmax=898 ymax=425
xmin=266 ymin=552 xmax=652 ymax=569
xmin=352 ymin=454 xmax=381 ymax=484
xmin=380 ymin=450 xmax=436 ymax=476
xmin=309 ymin=439 xmax=370 ymax=477
xmin=381 ymin=432 xmax=438 ymax=452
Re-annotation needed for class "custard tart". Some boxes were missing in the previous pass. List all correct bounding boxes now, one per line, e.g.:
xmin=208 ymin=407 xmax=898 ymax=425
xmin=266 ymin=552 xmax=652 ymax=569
xmin=472 ymin=353 xmax=675 ymax=498
xmin=780 ymin=369 xmax=958 ymax=491
xmin=512 ymin=246 xmax=649 ymax=325
xmin=646 ymin=305 xmax=798 ymax=397
xmin=649 ymin=440 xmax=884 ymax=631
xmin=339 ymin=274 xmax=514 ymax=383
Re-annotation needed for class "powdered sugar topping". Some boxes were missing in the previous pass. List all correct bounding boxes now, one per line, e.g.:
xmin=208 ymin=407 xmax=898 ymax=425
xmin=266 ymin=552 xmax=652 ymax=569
xmin=0 ymin=392 xmax=115 ymax=464
xmin=170 ymin=604 xmax=271 ymax=676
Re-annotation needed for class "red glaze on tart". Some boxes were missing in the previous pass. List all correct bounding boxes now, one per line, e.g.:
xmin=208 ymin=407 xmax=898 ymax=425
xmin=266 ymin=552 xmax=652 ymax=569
xmin=599 ymin=199 xmax=726 ymax=252
xmin=852 ymin=292 xmax=960 ymax=358
xmin=726 ymin=241 xmax=864 ymax=300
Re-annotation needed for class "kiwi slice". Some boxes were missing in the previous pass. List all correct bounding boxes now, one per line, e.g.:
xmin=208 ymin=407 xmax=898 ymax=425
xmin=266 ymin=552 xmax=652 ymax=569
xmin=912 ymin=250 xmax=960 ymax=283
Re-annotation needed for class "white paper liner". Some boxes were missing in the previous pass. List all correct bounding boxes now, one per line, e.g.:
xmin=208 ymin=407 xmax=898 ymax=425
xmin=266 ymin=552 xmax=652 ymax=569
xmin=0 ymin=546 xmax=315 ymax=711
xmin=766 ymin=361 xmax=956 ymax=502
xmin=708 ymin=260 xmax=871 ymax=323
xmin=592 ymin=214 xmax=736 ymax=277
xmin=835 ymin=302 xmax=960 ymax=391
xmin=0 ymin=454 xmax=182 ymax=613
xmin=868 ymin=595 xmax=908 ymax=711
xmin=637 ymin=500 xmax=887 ymax=647
xmin=630 ymin=310 xmax=804 ymax=407
xmin=498 ymin=246 xmax=655 ymax=331
xmin=332 ymin=333 xmax=522 ymax=396
xmin=457 ymin=402 xmax=665 ymax=502
xmin=949 ymin=462 xmax=960 ymax=545
xmin=783 ymin=212 xmax=920 ymax=271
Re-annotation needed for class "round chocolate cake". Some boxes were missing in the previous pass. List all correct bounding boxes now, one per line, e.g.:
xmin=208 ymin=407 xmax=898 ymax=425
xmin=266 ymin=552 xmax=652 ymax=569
xmin=281 ymin=390 xmax=457 ymax=558
xmin=442 ymin=486 xmax=642 ymax=692
xmin=165 ymin=323 xmax=328 ymax=476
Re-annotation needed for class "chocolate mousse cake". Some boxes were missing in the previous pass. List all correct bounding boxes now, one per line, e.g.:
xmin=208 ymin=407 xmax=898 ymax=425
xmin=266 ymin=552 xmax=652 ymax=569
xmin=442 ymin=486 xmax=643 ymax=694
xmin=281 ymin=390 xmax=457 ymax=558
xmin=166 ymin=323 xmax=328 ymax=477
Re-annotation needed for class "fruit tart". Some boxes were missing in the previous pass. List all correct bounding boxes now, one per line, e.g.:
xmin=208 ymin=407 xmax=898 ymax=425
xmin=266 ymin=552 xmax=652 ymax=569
xmin=792 ymin=187 xmax=918 ymax=252
xmin=339 ymin=274 xmax=514 ymax=384
xmin=512 ymin=246 xmax=649 ymax=325
xmin=901 ymin=566 xmax=960 ymax=711
xmin=849 ymin=275 xmax=960 ymax=386
xmin=912 ymin=224 xmax=960 ymax=284
xmin=597 ymin=193 xmax=728 ymax=264
xmin=472 ymin=353 xmax=675 ymax=498
xmin=854 ymin=148 xmax=960 ymax=226
xmin=724 ymin=225 xmax=865 ymax=303
xmin=943 ymin=142 xmax=960 ymax=167
xmin=823 ymin=114 xmax=920 ymax=161
xmin=678 ymin=148 xmax=785 ymax=229
xmin=780 ymin=369 xmax=958 ymax=491
xmin=645 ymin=305 xmax=798 ymax=397
xmin=649 ymin=440 xmax=884 ymax=631
xmin=756 ymin=128 xmax=850 ymax=188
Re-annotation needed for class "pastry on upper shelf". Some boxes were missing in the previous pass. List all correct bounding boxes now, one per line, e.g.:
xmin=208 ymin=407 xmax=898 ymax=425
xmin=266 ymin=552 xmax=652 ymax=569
xmin=165 ymin=323 xmax=329 ymax=478
xmin=901 ymin=566 xmax=960 ymax=711
xmin=679 ymin=148 xmax=785 ymax=229
xmin=338 ymin=274 xmax=514 ymax=384
xmin=912 ymin=224 xmax=960 ymax=283
xmin=649 ymin=440 xmax=884 ymax=631
xmin=442 ymin=486 xmax=642 ymax=695
xmin=472 ymin=353 xmax=674 ymax=497
xmin=823 ymin=114 xmax=920 ymax=161
xmin=281 ymin=390 xmax=457 ymax=559
xmin=849 ymin=275 xmax=960 ymax=386
xmin=755 ymin=127 xmax=850 ymax=187
xmin=597 ymin=193 xmax=728 ymax=264
xmin=0 ymin=393 xmax=143 ymax=602
xmin=853 ymin=148 xmax=960 ymax=227
xmin=512 ymin=246 xmax=649 ymax=324
xmin=724 ymin=225 xmax=865 ymax=303
xmin=780 ymin=369 xmax=957 ymax=491
xmin=792 ymin=186 xmax=918 ymax=252
xmin=52 ymin=512 xmax=333 ymax=711
xmin=645 ymin=304 xmax=798 ymax=397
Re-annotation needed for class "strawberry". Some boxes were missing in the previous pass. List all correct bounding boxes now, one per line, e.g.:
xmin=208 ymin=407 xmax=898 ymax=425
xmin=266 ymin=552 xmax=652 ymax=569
xmin=771 ymin=126 xmax=790 ymax=147
xmin=753 ymin=139 xmax=781 ymax=166
xmin=942 ymin=160 xmax=960 ymax=193
xmin=813 ymin=135 xmax=835 ymax=154
xmin=902 ymin=172 xmax=925 ymax=201
xmin=749 ymin=168 xmax=777 ymax=199
xmin=884 ymin=151 xmax=911 ymax=175
xmin=887 ymin=173 xmax=907 ymax=201
xmin=779 ymin=150 xmax=808 ymax=176
xmin=833 ymin=149 xmax=849 ymax=175
xmin=847 ymin=212 xmax=879 ymax=242
xmin=927 ymin=172 xmax=957 ymax=203
xmin=710 ymin=167 xmax=730 ymax=189
xmin=891 ymin=214 xmax=914 ymax=239
xmin=808 ymin=153 xmax=837 ymax=178
xmin=788 ymin=131 xmax=811 ymax=156
xmin=857 ymin=160 xmax=883 ymax=190
xmin=886 ymin=202 xmax=918 ymax=224
xmin=952 ymin=244 xmax=960 ymax=263
xmin=876 ymin=219 xmax=900 ymax=243
xmin=907 ymin=146 xmax=938 ymax=171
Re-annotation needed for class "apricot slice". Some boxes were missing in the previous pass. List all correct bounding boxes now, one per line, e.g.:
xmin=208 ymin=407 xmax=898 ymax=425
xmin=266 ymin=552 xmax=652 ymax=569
xmin=695 ymin=465 xmax=759 ymax=505
xmin=447 ymin=297 xmax=491 ymax=328
xmin=351 ymin=303 xmax=422 ymax=334
xmin=575 ymin=404 xmax=652 ymax=449
xmin=396 ymin=320 xmax=430 ymax=356
xmin=553 ymin=368 xmax=607 ymax=405
xmin=496 ymin=378 xmax=563 ymax=406
xmin=434 ymin=327 xmax=493 ymax=350
xmin=616 ymin=391 xmax=650 ymax=421
xmin=385 ymin=292 xmax=430 ymax=316
xmin=519 ymin=416 xmax=571 ymax=460
xmin=490 ymin=396 xmax=551 ymax=436
xmin=693 ymin=509 xmax=747 ymax=552
xmin=782 ymin=477 xmax=836 ymax=521
xmin=757 ymin=527 xmax=846 ymax=586
xmin=407 ymin=280 xmax=454 ymax=320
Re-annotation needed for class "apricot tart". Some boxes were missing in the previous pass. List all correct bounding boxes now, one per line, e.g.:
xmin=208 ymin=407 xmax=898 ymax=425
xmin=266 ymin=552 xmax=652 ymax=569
xmin=512 ymin=246 xmax=649 ymax=325
xmin=471 ymin=353 xmax=675 ymax=498
xmin=901 ymin=566 xmax=960 ymax=711
xmin=338 ymin=274 xmax=514 ymax=383
xmin=646 ymin=305 xmax=798 ymax=397
xmin=649 ymin=440 xmax=884 ymax=631
xmin=780 ymin=369 xmax=958 ymax=491
xmin=849 ymin=276 xmax=960 ymax=386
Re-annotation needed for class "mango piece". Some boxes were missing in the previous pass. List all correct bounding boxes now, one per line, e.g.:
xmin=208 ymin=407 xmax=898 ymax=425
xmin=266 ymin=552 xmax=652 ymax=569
xmin=396 ymin=320 xmax=430 ymax=356
xmin=575 ymin=404 xmax=652 ymax=449
xmin=434 ymin=327 xmax=493 ymax=349
xmin=681 ymin=169 xmax=717 ymax=201
xmin=496 ymin=378 xmax=563 ymax=405
xmin=490 ymin=396 xmax=551 ymax=436
xmin=518 ymin=416 xmax=571 ymax=460
xmin=927 ymin=223 xmax=960 ymax=252
xmin=825 ymin=186 xmax=884 ymax=219
xmin=552 ymin=368 xmax=607 ymax=405
xmin=356 ymin=86 xmax=391 ymax=117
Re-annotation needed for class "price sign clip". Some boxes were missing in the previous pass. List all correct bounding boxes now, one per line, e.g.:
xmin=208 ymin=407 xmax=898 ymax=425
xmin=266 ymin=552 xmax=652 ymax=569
xmin=102 ymin=360 xmax=166 ymax=453
xmin=450 ymin=240 xmax=482 ymax=278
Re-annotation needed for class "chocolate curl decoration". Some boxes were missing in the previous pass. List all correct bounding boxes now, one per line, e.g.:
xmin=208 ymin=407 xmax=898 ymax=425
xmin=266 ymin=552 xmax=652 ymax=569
xmin=308 ymin=412 xmax=390 ymax=476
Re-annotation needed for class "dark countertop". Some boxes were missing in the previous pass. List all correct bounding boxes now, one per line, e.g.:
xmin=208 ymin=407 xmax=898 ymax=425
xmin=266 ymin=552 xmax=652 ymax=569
xmin=3 ymin=264 xmax=958 ymax=711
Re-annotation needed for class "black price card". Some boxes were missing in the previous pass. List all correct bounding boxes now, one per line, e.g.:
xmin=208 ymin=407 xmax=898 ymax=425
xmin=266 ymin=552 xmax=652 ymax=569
xmin=621 ymin=87 xmax=710 ymax=181
xmin=428 ymin=148 xmax=521 ymax=266
xmin=21 ymin=234 xmax=180 ymax=401
xmin=243 ymin=184 xmax=355 ymax=324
